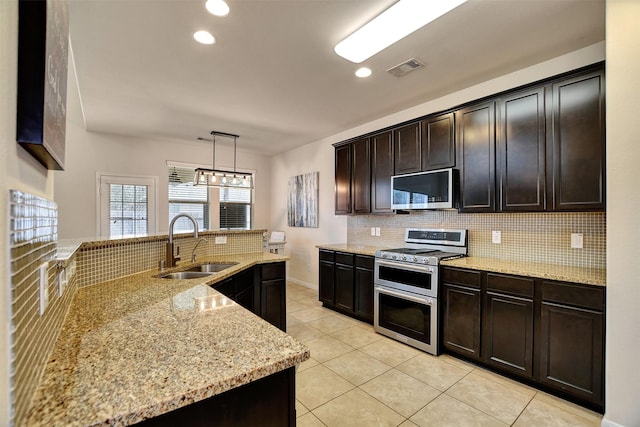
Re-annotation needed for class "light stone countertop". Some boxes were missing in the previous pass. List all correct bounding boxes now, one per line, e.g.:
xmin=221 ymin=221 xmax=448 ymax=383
xmin=316 ymin=244 xmax=605 ymax=286
xmin=26 ymin=253 xmax=309 ymax=426
xmin=441 ymin=256 xmax=606 ymax=287
xmin=316 ymin=243 xmax=386 ymax=257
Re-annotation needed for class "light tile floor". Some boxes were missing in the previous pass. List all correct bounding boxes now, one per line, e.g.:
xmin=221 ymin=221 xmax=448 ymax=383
xmin=285 ymin=283 xmax=603 ymax=427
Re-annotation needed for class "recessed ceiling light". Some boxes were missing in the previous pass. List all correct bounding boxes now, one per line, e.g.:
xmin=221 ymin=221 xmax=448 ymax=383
xmin=205 ymin=0 xmax=230 ymax=16
xmin=194 ymin=30 xmax=215 ymax=45
xmin=355 ymin=67 xmax=372 ymax=78
xmin=335 ymin=0 xmax=468 ymax=63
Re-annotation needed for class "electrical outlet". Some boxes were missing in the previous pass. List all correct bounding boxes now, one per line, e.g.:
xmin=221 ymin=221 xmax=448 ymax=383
xmin=39 ymin=262 xmax=49 ymax=315
xmin=370 ymin=227 xmax=376 ymax=236
xmin=214 ymin=236 xmax=227 ymax=245
xmin=571 ymin=233 xmax=584 ymax=249
xmin=492 ymin=230 xmax=501 ymax=244
xmin=375 ymin=227 xmax=381 ymax=237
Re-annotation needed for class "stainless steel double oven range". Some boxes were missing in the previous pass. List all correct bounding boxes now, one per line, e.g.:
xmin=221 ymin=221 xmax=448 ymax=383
xmin=374 ymin=228 xmax=468 ymax=355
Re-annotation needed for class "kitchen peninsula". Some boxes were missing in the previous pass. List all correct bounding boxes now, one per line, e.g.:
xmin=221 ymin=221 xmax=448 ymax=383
xmin=25 ymin=233 xmax=309 ymax=426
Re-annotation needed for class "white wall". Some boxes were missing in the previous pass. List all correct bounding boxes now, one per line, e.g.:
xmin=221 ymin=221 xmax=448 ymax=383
xmin=603 ymin=1 xmax=640 ymax=426
xmin=55 ymin=65 xmax=273 ymax=239
xmin=271 ymin=42 xmax=605 ymax=290
xmin=1 ymin=1 xmax=56 ymax=424
xmin=270 ymin=139 xmax=348 ymax=288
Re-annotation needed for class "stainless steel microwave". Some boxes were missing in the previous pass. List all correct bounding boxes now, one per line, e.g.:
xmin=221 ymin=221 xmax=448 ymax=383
xmin=391 ymin=168 xmax=456 ymax=210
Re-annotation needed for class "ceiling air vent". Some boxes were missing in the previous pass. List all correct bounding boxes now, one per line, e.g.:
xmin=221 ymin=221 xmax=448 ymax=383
xmin=386 ymin=58 xmax=425 ymax=77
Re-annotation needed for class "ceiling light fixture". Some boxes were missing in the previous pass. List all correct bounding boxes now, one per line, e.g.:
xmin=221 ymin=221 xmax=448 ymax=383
xmin=334 ymin=0 xmax=468 ymax=64
xmin=193 ymin=30 xmax=215 ymax=45
xmin=205 ymin=0 xmax=230 ymax=16
xmin=194 ymin=131 xmax=254 ymax=189
xmin=355 ymin=67 xmax=372 ymax=78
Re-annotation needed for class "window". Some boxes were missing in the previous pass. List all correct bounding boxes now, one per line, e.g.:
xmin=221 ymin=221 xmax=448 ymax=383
xmin=168 ymin=166 xmax=209 ymax=231
xmin=167 ymin=165 xmax=253 ymax=230
xmin=98 ymin=174 xmax=157 ymax=238
xmin=220 ymin=187 xmax=252 ymax=229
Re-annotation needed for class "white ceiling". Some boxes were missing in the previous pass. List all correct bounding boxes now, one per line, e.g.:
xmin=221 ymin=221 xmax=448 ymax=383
xmin=68 ymin=0 xmax=605 ymax=156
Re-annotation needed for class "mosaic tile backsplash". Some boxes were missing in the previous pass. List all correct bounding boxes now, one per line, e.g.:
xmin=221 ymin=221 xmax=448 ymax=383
xmin=8 ymin=190 xmax=75 ymax=427
xmin=75 ymin=230 xmax=264 ymax=287
xmin=348 ymin=210 xmax=605 ymax=269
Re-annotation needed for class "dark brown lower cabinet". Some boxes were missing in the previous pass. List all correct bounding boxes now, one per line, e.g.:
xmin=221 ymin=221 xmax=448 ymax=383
xmin=210 ymin=262 xmax=286 ymax=332
xmin=484 ymin=292 xmax=534 ymax=379
xmin=259 ymin=262 xmax=287 ymax=332
xmin=136 ymin=366 xmax=296 ymax=426
xmin=335 ymin=257 xmax=355 ymax=312
xmin=442 ymin=284 xmax=482 ymax=359
xmin=539 ymin=280 xmax=605 ymax=407
xmin=354 ymin=255 xmax=374 ymax=322
xmin=441 ymin=267 xmax=605 ymax=412
xmin=318 ymin=250 xmax=374 ymax=323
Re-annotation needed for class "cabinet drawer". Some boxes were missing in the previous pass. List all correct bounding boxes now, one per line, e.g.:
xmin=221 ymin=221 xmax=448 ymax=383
xmin=319 ymin=249 xmax=334 ymax=262
xmin=441 ymin=267 xmax=481 ymax=289
xmin=355 ymin=255 xmax=374 ymax=269
xmin=335 ymin=252 xmax=355 ymax=266
xmin=487 ymin=273 xmax=534 ymax=298
xmin=542 ymin=281 xmax=605 ymax=311
xmin=261 ymin=262 xmax=285 ymax=281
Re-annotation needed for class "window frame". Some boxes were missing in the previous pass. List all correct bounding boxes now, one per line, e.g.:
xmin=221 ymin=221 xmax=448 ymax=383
xmin=96 ymin=173 xmax=158 ymax=238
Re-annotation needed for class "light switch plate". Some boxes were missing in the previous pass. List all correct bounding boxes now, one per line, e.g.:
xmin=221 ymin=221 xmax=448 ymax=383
xmin=370 ymin=227 xmax=376 ymax=236
xmin=215 ymin=236 xmax=227 ymax=245
xmin=492 ymin=230 xmax=501 ymax=244
xmin=39 ymin=262 xmax=49 ymax=315
xmin=571 ymin=233 xmax=583 ymax=249
xmin=375 ymin=227 xmax=381 ymax=237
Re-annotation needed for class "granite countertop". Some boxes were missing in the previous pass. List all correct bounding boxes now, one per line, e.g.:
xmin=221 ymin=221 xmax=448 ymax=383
xmin=316 ymin=243 xmax=386 ymax=257
xmin=26 ymin=253 xmax=309 ymax=427
xmin=441 ymin=256 xmax=606 ymax=287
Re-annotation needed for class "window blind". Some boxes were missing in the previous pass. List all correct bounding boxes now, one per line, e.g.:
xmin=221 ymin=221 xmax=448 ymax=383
xmin=220 ymin=187 xmax=251 ymax=229
xmin=168 ymin=167 xmax=209 ymax=231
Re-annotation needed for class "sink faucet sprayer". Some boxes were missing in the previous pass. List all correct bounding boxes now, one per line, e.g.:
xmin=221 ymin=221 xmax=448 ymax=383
xmin=166 ymin=213 xmax=199 ymax=268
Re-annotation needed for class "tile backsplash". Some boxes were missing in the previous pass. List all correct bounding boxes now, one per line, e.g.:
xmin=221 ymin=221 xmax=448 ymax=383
xmin=8 ymin=190 xmax=75 ymax=427
xmin=75 ymin=230 xmax=264 ymax=287
xmin=348 ymin=210 xmax=605 ymax=269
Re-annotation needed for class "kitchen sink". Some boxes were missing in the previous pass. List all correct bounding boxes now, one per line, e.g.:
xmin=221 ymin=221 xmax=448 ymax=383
xmin=160 ymin=271 xmax=214 ymax=280
xmin=186 ymin=262 xmax=238 ymax=273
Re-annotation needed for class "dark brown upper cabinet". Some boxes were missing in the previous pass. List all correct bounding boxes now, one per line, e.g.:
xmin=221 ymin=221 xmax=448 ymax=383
xmin=393 ymin=121 xmax=422 ymax=175
xmin=351 ymin=137 xmax=372 ymax=214
xmin=371 ymin=131 xmax=394 ymax=213
xmin=422 ymin=112 xmax=455 ymax=170
xmin=498 ymin=87 xmax=546 ymax=211
xmin=334 ymin=143 xmax=352 ymax=214
xmin=548 ymin=69 xmax=605 ymax=211
xmin=457 ymin=101 xmax=496 ymax=212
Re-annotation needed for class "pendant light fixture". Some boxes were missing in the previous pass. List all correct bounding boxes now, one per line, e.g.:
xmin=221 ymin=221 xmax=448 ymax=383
xmin=194 ymin=131 xmax=254 ymax=189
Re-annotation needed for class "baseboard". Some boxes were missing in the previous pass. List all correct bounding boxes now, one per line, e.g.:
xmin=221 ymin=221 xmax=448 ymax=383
xmin=601 ymin=417 xmax=626 ymax=427
xmin=286 ymin=277 xmax=316 ymax=291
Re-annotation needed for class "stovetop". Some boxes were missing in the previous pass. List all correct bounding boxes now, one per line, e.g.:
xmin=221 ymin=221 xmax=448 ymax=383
xmin=374 ymin=228 xmax=468 ymax=265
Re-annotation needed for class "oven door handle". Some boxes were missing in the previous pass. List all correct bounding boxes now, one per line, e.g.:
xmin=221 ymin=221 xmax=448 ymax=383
xmin=376 ymin=286 xmax=434 ymax=305
xmin=375 ymin=259 xmax=436 ymax=274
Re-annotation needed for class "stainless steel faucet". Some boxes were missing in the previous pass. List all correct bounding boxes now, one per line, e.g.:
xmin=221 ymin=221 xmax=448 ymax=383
xmin=191 ymin=238 xmax=207 ymax=263
xmin=166 ymin=213 xmax=199 ymax=268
